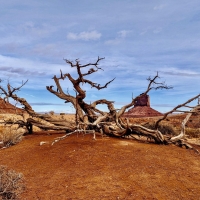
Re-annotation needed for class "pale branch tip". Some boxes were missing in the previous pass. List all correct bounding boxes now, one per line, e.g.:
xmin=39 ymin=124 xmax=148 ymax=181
xmin=145 ymin=73 xmax=173 ymax=93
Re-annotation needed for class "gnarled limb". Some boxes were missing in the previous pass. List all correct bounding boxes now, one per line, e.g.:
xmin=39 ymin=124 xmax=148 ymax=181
xmin=170 ymin=104 xmax=200 ymax=142
xmin=155 ymin=94 xmax=200 ymax=129
xmin=116 ymin=72 xmax=172 ymax=120
xmin=47 ymin=57 xmax=115 ymax=124
xmin=0 ymin=81 xmax=76 ymax=132
xmin=1 ymin=57 xmax=199 ymax=152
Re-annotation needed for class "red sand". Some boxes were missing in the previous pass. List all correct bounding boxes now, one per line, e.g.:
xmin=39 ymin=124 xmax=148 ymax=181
xmin=1 ymin=131 xmax=200 ymax=199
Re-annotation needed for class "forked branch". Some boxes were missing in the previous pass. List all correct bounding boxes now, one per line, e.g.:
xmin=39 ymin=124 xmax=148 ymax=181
xmin=146 ymin=72 xmax=173 ymax=94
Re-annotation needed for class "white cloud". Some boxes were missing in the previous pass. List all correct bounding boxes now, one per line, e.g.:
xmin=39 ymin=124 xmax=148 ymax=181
xmin=1 ymin=0 xmax=200 ymax=113
xmin=0 ymin=54 xmax=74 ymax=81
xmin=160 ymin=67 xmax=200 ymax=77
xmin=105 ymin=30 xmax=130 ymax=45
xmin=20 ymin=22 xmax=56 ymax=38
xmin=67 ymin=30 xmax=101 ymax=41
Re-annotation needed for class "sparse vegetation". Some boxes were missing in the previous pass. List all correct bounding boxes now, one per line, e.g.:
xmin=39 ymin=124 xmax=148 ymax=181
xmin=0 ymin=165 xmax=25 ymax=200
xmin=186 ymin=128 xmax=200 ymax=138
xmin=143 ymin=122 xmax=176 ymax=136
xmin=0 ymin=125 xmax=24 ymax=149
xmin=49 ymin=111 xmax=55 ymax=116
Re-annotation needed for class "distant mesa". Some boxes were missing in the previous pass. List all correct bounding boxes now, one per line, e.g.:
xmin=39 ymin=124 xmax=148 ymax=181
xmin=123 ymin=94 xmax=163 ymax=118
xmin=0 ymin=98 xmax=24 ymax=114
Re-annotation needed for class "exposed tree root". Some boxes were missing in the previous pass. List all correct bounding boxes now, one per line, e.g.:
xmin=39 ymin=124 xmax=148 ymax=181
xmin=51 ymin=129 xmax=96 ymax=145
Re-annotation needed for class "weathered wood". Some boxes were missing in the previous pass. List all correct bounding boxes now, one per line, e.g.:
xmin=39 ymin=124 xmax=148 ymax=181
xmin=0 ymin=58 xmax=199 ymax=150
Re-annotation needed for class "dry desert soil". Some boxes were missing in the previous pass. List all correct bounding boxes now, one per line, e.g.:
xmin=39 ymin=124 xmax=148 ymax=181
xmin=1 ymin=131 xmax=200 ymax=200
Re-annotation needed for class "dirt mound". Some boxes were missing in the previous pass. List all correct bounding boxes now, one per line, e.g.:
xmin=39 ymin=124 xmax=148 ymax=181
xmin=0 ymin=98 xmax=24 ymax=114
xmin=0 ymin=132 xmax=200 ymax=199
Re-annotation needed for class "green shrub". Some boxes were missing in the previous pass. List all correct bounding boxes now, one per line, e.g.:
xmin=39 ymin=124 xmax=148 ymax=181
xmin=0 ymin=165 xmax=25 ymax=200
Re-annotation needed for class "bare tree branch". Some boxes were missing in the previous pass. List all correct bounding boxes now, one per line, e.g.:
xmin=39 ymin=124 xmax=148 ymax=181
xmin=155 ymin=93 xmax=200 ymax=129
xmin=1 ymin=57 xmax=199 ymax=151
xmin=145 ymin=72 xmax=173 ymax=94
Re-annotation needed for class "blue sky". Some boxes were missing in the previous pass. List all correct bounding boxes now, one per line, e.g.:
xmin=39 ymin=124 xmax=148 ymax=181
xmin=0 ymin=0 xmax=200 ymax=113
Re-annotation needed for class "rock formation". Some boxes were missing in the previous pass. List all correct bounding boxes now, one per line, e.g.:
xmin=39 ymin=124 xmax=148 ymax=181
xmin=123 ymin=94 xmax=163 ymax=118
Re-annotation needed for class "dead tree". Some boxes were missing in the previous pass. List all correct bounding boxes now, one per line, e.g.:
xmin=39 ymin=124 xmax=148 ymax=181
xmin=46 ymin=58 xmax=171 ymax=128
xmin=46 ymin=57 xmax=116 ymax=126
xmin=0 ymin=58 xmax=200 ymax=150
xmin=0 ymin=79 xmax=75 ymax=132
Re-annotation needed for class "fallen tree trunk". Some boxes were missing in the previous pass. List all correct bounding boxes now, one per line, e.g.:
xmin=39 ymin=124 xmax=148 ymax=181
xmin=0 ymin=58 xmax=200 ymax=151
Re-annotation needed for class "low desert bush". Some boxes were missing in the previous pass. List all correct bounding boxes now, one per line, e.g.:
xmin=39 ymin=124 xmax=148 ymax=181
xmin=49 ymin=111 xmax=55 ymax=115
xmin=0 ymin=165 xmax=25 ymax=200
xmin=143 ymin=122 xmax=176 ymax=136
xmin=186 ymin=128 xmax=200 ymax=138
xmin=0 ymin=126 xmax=25 ymax=148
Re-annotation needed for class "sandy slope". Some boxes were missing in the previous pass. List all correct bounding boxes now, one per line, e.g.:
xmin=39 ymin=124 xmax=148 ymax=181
xmin=1 ymin=131 xmax=200 ymax=200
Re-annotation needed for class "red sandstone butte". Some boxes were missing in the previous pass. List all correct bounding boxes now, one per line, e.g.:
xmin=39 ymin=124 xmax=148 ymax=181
xmin=123 ymin=94 xmax=163 ymax=118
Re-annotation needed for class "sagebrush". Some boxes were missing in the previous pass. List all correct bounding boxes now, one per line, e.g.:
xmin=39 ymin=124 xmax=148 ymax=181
xmin=143 ymin=122 xmax=177 ymax=136
xmin=0 ymin=165 xmax=25 ymax=200
xmin=186 ymin=128 xmax=200 ymax=138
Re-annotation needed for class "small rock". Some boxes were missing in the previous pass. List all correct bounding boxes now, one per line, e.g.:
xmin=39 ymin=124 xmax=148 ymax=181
xmin=39 ymin=141 xmax=49 ymax=146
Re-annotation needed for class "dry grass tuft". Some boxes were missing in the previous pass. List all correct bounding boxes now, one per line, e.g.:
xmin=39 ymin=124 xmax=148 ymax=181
xmin=186 ymin=128 xmax=200 ymax=138
xmin=0 ymin=126 xmax=25 ymax=149
xmin=143 ymin=122 xmax=177 ymax=136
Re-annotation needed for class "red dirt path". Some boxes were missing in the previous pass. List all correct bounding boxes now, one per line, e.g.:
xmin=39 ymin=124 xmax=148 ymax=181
xmin=1 ymin=132 xmax=200 ymax=200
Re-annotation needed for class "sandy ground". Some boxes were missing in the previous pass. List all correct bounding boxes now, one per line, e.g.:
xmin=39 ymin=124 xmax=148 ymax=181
xmin=1 ymin=131 xmax=200 ymax=200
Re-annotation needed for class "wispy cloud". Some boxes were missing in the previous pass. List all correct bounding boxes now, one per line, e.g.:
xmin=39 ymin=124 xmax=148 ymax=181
xmin=1 ymin=0 xmax=200 ymax=112
xmin=67 ymin=31 xmax=101 ymax=41
xmin=163 ymin=71 xmax=200 ymax=77
xmin=105 ymin=30 xmax=131 ymax=45
xmin=0 ymin=66 xmax=46 ymax=76
xmin=160 ymin=67 xmax=200 ymax=77
xmin=117 ymin=30 xmax=131 ymax=38
xmin=0 ymin=54 xmax=74 ymax=76
xmin=20 ymin=22 xmax=56 ymax=38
